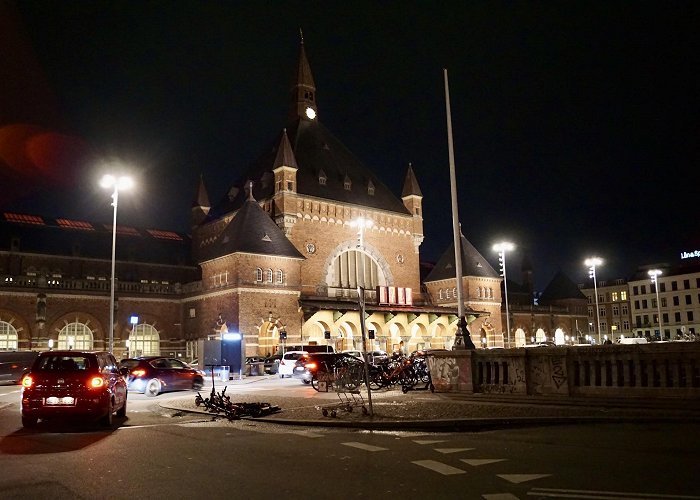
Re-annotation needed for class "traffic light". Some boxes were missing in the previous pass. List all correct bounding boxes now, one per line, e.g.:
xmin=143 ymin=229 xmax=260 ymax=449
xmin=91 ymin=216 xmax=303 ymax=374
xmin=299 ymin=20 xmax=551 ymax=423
xmin=279 ymin=330 xmax=287 ymax=340
xmin=368 ymin=329 xmax=375 ymax=339
xmin=324 ymin=330 xmax=331 ymax=339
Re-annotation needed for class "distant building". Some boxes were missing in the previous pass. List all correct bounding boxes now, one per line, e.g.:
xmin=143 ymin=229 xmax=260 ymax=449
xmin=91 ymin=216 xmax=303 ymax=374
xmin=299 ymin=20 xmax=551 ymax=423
xmin=578 ymin=278 xmax=632 ymax=342
xmin=627 ymin=262 xmax=700 ymax=340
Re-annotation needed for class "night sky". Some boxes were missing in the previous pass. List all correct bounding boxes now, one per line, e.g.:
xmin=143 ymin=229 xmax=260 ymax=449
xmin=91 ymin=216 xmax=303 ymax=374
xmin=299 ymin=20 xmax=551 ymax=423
xmin=2 ymin=1 xmax=698 ymax=290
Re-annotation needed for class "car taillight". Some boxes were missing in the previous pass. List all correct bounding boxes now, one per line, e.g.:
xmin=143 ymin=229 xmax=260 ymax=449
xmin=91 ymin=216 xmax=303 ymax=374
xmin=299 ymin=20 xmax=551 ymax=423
xmin=131 ymin=369 xmax=146 ymax=377
xmin=21 ymin=375 xmax=33 ymax=388
xmin=89 ymin=377 xmax=105 ymax=388
xmin=306 ymin=362 xmax=317 ymax=371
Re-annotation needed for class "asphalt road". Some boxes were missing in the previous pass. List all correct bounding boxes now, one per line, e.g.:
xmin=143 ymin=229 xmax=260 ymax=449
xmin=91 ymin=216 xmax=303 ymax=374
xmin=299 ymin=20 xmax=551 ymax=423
xmin=1 ymin=380 xmax=699 ymax=500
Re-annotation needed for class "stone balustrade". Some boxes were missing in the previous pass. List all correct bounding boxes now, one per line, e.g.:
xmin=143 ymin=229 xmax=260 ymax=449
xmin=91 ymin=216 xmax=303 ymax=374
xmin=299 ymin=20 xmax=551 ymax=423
xmin=428 ymin=342 xmax=700 ymax=400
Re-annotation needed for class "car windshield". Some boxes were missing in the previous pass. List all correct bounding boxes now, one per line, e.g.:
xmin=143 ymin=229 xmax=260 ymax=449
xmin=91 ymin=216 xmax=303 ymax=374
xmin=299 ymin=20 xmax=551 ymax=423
xmin=284 ymin=352 xmax=305 ymax=361
xmin=35 ymin=355 xmax=90 ymax=371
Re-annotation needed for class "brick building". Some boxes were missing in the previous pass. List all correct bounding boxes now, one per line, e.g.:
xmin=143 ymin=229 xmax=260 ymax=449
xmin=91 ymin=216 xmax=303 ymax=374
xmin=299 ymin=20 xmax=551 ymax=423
xmin=1 ymin=39 xmax=485 ymax=360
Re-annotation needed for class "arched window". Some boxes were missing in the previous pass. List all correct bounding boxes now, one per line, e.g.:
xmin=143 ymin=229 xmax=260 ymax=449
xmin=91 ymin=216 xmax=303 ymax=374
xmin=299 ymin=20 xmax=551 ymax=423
xmin=0 ymin=321 xmax=19 ymax=350
xmin=129 ymin=324 xmax=160 ymax=356
xmin=255 ymin=268 xmax=263 ymax=282
xmin=275 ymin=270 xmax=283 ymax=284
xmin=329 ymin=249 xmax=384 ymax=291
xmin=58 ymin=322 xmax=94 ymax=350
xmin=266 ymin=269 xmax=273 ymax=283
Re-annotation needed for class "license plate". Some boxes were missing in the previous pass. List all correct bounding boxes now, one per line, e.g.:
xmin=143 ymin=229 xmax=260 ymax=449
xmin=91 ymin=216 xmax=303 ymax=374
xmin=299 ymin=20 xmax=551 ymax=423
xmin=45 ymin=396 xmax=75 ymax=405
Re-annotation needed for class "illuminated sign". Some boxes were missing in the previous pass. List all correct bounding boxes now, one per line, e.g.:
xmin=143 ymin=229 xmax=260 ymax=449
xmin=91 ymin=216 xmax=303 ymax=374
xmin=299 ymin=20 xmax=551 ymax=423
xmin=377 ymin=286 xmax=413 ymax=306
xmin=680 ymin=250 xmax=700 ymax=259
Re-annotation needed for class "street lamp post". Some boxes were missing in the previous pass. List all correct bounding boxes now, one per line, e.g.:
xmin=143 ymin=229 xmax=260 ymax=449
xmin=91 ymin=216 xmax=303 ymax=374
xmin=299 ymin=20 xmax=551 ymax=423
xmin=350 ymin=217 xmax=374 ymax=416
xmin=585 ymin=257 xmax=603 ymax=344
xmin=100 ymin=174 xmax=133 ymax=353
xmin=493 ymin=242 xmax=514 ymax=348
xmin=649 ymin=269 xmax=663 ymax=341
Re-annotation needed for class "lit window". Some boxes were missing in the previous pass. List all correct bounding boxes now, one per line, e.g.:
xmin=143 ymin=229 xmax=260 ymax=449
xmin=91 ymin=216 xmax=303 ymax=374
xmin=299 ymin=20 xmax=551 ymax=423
xmin=266 ymin=269 xmax=273 ymax=283
xmin=256 ymin=268 xmax=263 ymax=282
xmin=276 ymin=270 xmax=283 ymax=284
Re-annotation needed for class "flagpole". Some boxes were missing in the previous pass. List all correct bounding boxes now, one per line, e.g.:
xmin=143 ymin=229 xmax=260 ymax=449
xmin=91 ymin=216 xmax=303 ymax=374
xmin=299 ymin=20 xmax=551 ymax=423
xmin=444 ymin=68 xmax=475 ymax=350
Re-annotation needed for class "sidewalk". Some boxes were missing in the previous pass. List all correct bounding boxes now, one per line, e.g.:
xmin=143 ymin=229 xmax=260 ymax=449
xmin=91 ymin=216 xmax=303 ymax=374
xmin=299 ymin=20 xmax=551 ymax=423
xmin=160 ymin=375 xmax=700 ymax=431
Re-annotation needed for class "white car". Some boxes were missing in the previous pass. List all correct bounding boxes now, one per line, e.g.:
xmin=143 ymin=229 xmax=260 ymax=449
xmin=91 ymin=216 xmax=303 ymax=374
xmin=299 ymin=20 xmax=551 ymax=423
xmin=342 ymin=350 xmax=363 ymax=359
xmin=278 ymin=351 xmax=307 ymax=378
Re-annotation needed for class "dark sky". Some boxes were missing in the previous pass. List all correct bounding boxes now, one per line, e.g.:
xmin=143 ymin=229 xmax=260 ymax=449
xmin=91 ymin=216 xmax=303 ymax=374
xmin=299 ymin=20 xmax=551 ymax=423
xmin=2 ymin=1 xmax=698 ymax=290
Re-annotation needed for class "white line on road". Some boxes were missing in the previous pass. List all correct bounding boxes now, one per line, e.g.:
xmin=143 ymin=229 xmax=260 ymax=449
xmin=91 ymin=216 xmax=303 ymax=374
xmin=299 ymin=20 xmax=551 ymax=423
xmin=413 ymin=439 xmax=447 ymax=445
xmin=461 ymin=459 xmax=507 ymax=466
xmin=434 ymin=447 xmax=475 ymax=454
xmin=482 ymin=494 xmax=521 ymax=500
xmin=527 ymin=487 xmax=700 ymax=499
xmin=341 ymin=442 xmax=388 ymax=452
xmin=499 ymin=474 xmax=551 ymax=484
xmin=412 ymin=460 xmax=466 ymax=475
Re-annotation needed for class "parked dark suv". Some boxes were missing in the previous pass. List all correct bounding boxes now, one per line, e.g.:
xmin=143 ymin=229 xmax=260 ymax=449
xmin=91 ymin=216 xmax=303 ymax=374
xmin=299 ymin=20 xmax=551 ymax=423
xmin=21 ymin=350 xmax=127 ymax=428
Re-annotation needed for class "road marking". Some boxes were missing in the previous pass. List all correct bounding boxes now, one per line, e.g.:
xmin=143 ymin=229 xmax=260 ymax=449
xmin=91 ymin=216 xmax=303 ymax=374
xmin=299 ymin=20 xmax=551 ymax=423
xmin=412 ymin=460 xmax=466 ymax=475
xmin=341 ymin=442 xmax=388 ymax=452
xmin=413 ymin=439 xmax=447 ymax=445
xmin=499 ymin=474 xmax=551 ymax=484
xmin=527 ymin=487 xmax=700 ymax=499
xmin=434 ymin=447 xmax=475 ymax=454
xmin=483 ymin=494 xmax=521 ymax=500
xmin=461 ymin=458 xmax=507 ymax=466
xmin=287 ymin=430 xmax=324 ymax=438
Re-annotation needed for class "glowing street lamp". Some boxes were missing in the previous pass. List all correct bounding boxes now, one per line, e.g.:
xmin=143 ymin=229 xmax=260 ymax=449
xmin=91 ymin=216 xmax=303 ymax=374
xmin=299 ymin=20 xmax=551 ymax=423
xmin=100 ymin=174 xmax=133 ymax=353
xmin=494 ymin=242 xmax=514 ymax=348
xmin=585 ymin=257 xmax=603 ymax=344
xmin=648 ymin=269 xmax=663 ymax=341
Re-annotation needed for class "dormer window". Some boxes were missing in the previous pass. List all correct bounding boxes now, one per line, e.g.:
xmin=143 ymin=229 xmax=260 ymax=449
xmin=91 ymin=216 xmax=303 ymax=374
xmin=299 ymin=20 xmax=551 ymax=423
xmin=344 ymin=175 xmax=351 ymax=191
xmin=367 ymin=180 xmax=375 ymax=196
xmin=318 ymin=169 xmax=327 ymax=186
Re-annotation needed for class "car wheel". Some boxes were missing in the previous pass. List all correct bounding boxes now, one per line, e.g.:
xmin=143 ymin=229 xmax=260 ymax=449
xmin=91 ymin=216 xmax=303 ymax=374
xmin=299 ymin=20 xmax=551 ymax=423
xmin=302 ymin=379 xmax=311 ymax=385
xmin=192 ymin=377 xmax=204 ymax=390
xmin=145 ymin=378 xmax=161 ymax=397
xmin=278 ymin=373 xmax=284 ymax=379
xmin=100 ymin=399 xmax=114 ymax=427
xmin=116 ymin=396 xmax=127 ymax=418
xmin=21 ymin=415 xmax=37 ymax=428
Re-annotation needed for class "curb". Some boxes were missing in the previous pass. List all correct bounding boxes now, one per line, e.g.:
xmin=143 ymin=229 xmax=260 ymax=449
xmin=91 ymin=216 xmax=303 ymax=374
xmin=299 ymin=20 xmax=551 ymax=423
xmin=159 ymin=402 xmax=699 ymax=432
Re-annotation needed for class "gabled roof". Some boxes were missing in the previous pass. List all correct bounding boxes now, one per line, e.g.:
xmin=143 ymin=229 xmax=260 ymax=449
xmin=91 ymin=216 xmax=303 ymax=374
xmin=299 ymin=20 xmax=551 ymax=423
xmin=539 ymin=270 xmax=586 ymax=302
xmin=198 ymin=197 xmax=304 ymax=263
xmin=213 ymin=120 xmax=409 ymax=216
xmin=424 ymin=234 xmax=499 ymax=282
xmin=0 ymin=212 xmax=193 ymax=266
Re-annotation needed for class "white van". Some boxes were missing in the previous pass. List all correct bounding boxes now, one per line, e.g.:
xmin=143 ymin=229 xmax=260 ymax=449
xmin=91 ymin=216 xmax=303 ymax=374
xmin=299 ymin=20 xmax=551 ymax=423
xmin=618 ymin=337 xmax=648 ymax=345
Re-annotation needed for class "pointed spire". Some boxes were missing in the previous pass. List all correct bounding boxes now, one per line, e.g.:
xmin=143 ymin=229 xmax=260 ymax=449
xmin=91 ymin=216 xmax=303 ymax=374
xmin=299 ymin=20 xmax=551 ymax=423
xmin=193 ymin=174 xmax=210 ymax=208
xmin=273 ymin=128 xmax=299 ymax=169
xmin=246 ymin=180 xmax=256 ymax=202
xmin=289 ymin=33 xmax=317 ymax=123
xmin=402 ymin=162 xmax=423 ymax=197
xmin=191 ymin=174 xmax=211 ymax=227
